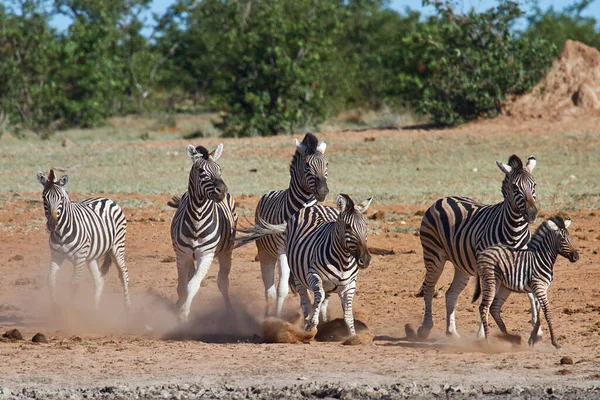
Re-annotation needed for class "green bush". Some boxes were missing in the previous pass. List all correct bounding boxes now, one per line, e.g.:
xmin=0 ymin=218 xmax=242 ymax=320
xmin=400 ymin=0 xmax=557 ymax=126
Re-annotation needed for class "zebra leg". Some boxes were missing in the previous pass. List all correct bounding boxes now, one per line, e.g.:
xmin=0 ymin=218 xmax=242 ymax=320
xmin=257 ymin=245 xmax=277 ymax=317
xmin=87 ymin=259 xmax=104 ymax=310
xmin=478 ymin=273 xmax=496 ymax=340
xmin=418 ymin=250 xmax=447 ymax=339
xmin=320 ymin=294 xmax=331 ymax=323
xmin=70 ymin=258 xmax=86 ymax=302
xmin=527 ymin=292 xmax=543 ymax=338
xmin=275 ymin=251 xmax=290 ymax=318
xmin=528 ymin=300 xmax=543 ymax=347
xmin=341 ymin=281 xmax=357 ymax=336
xmin=294 ymin=277 xmax=311 ymax=324
xmin=179 ymin=252 xmax=215 ymax=322
xmin=490 ymin=285 xmax=511 ymax=334
xmin=445 ymin=269 xmax=470 ymax=337
xmin=175 ymin=256 xmax=193 ymax=309
xmin=535 ymin=289 xmax=560 ymax=349
xmin=47 ymin=255 xmax=64 ymax=309
xmin=217 ymin=250 xmax=233 ymax=313
xmin=111 ymin=247 xmax=131 ymax=311
xmin=306 ymin=273 xmax=325 ymax=331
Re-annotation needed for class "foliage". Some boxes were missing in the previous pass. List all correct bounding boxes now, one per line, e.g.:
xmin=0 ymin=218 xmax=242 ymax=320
xmin=525 ymin=0 xmax=600 ymax=56
xmin=399 ymin=0 xmax=557 ymax=126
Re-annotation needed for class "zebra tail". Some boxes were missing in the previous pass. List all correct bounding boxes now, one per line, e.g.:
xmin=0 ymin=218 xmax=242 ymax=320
xmin=167 ymin=196 xmax=181 ymax=209
xmin=233 ymin=218 xmax=287 ymax=249
xmin=100 ymin=255 xmax=112 ymax=276
xmin=472 ymin=275 xmax=482 ymax=303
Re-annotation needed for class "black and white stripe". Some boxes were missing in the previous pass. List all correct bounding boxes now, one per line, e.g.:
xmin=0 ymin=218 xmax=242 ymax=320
xmin=37 ymin=169 xmax=130 ymax=310
xmin=417 ymin=155 xmax=538 ymax=338
xmin=169 ymin=144 xmax=238 ymax=322
xmin=254 ymin=132 xmax=328 ymax=316
xmin=237 ymin=194 xmax=372 ymax=336
xmin=473 ymin=216 xmax=579 ymax=348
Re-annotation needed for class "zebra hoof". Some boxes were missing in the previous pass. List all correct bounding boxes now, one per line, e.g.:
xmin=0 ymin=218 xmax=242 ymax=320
xmin=528 ymin=336 xmax=538 ymax=347
xmin=405 ymin=324 xmax=417 ymax=340
xmin=417 ymin=326 xmax=431 ymax=339
xmin=552 ymin=341 xmax=562 ymax=350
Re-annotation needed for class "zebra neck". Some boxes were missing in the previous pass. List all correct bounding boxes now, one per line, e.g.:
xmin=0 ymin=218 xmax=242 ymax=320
xmin=498 ymin=198 xmax=529 ymax=248
xmin=528 ymin=229 xmax=559 ymax=268
xmin=52 ymin=199 xmax=74 ymax=237
xmin=287 ymin=177 xmax=316 ymax=208
xmin=187 ymin=190 xmax=215 ymax=219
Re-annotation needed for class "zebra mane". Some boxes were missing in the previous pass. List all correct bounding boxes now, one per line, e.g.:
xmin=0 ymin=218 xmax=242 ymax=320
xmin=300 ymin=133 xmax=319 ymax=155
xmin=532 ymin=215 xmax=566 ymax=237
xmin=195 ymin=146 xmax=210 ymax=160
xmin=507 ymin=155 xmax=523 ymax=171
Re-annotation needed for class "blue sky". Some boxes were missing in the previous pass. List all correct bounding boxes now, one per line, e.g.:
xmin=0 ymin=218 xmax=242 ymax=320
xmin=49 ymin=0 xmax=599 ymax=32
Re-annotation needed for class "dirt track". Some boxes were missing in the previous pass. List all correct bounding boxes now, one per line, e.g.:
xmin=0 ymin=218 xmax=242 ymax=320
xmin=1 ymin=177 xmax=600 ymax=399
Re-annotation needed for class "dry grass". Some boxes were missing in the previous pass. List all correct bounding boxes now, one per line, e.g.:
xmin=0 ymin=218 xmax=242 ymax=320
xmin=1 ymin=116 xmax=599 ymax=211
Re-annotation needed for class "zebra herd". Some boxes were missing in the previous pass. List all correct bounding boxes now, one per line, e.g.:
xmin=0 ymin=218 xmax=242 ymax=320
xmin=36 ymin=132 xmax=579 ymax=347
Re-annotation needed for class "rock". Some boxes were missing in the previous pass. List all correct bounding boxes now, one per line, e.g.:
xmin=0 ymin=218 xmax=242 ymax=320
xmin=369 ymin=211 xmax=385 ymax=220
xmin=3 ymin=329 xmax=23 ymax=340
xmin=62 ymin=138 xmax=73 ymax=148
xmin=560 ymin=356 xmax=574 ymax=365
xmin=32 ymin=333 xmax=48 ymax=343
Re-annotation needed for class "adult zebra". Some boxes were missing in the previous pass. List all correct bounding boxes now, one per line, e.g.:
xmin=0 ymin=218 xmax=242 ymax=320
xmin=473 ymin=216 xmax=579 ymax=348
xmin=169 ymin=144 xmax=238 ymax=322
xmin=37 ymin=169 xmax=131 ymax=310
xmin=416 ymin=155 xmax=538 ymax=339
xmin=238 ymin=194 xmax=372 ymax=336
xmin=254 ymin=132 xmax=328 ymax=316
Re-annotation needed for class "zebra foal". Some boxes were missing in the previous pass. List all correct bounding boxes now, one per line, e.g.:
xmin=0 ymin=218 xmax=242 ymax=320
xmin=254 ymin=132 xmax=328 ymax=317
xmin=169 ymin=144 xmax=238 ymax=322
xmin=417 ymin=155 xmax=538 ymax=339
xmin=473 ymin=216 xmax=579 ymax=349
xmin=37 ymin=169 xmax=131 ymax=310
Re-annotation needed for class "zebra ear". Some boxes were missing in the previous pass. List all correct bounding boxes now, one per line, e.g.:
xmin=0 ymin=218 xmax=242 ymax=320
xmin=58 ymin=175 xmax=69 ymax=187
xmin=355 ymin=197 xmax=373 ymax=214
xmin=546 ymin=220 xmax=559 ymax=231
xmin=210 ymin=143 xmax=224 ymax=161
xmin=564 ymin=218 xmax=572 ymax=229
xmin=37 ymin=171 xmax=48 ymax=186
xmin=317 ymin=141 xmax=326 ymax=154
xmin=496 ymin=160 xmax=512 ymax=175
xmin=336 ymin=194 xmax=349 ymax=212
xmin=526 ymin=156 xmax=536 ymax=173
xmin=187 ymin=144 xmax=199 ymax=161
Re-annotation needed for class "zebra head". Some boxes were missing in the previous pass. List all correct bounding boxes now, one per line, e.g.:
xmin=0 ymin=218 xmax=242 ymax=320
xmin=294 ymin=133 xmax=329 ymax=202
xmin=187 ymin=143 xmax=228 ymax=203
xmin=37 ymin=169 xmax=69 ymax=232
xmin=546 ymin=216 xmax=579 ymax=263
xmin=497 ymin=155 xmax=538 ymax=223
xmin=336 ymin=194 xmax=373 ymax=269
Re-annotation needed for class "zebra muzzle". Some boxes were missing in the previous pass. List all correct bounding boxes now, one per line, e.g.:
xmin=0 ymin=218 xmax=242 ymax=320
xmin=314 ymin=178 xmax=329 ymax=202
xmin=355 ymin=249 xmax=371 ymax=269
xmin=569 ymin=251 xmax=579 ymax=263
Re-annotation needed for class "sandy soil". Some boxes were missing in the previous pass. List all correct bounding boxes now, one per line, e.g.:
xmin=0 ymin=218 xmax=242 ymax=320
xmin=1 ymin=130 xmax=600 ymax=399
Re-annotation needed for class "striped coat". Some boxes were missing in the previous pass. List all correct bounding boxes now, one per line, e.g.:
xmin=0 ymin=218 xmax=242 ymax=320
xmin=474 ymin=216 xmax=579 ymax=349
xmin=37 ymin=169 xmax=130 ymax=310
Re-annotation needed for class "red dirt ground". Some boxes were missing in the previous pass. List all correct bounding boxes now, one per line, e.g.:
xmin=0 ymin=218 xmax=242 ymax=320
xmin=1 ymin=156 xmax=599 ymax=392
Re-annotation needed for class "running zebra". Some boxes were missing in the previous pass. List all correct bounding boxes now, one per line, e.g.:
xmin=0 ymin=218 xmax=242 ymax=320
xmin=473 ymin=216 xmax=579 ymax=349
xmin=169 ymin=144 xmax=238 ymax=322
xmin=254 ymin=132 xmax=328 ymax=316
xmin=37 ymin=169 xmax=131 ymax=310
xmin=238 ymin=194 xmax=372 ymax=336
xmin=416 ymin=155 xmax=538 ymax=339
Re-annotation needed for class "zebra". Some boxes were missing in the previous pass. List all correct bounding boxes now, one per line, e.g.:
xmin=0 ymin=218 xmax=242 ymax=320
xmin=238 ymin=194 xmax=372 ymax=336
xmin=416 ymin=154 xmax=538 ymax=339
xmin=254 ymin=132 xmax=328 ymax=317
xmin=473 ymin=216 xmax=579 ymax=349
xmin=169 ymin=143 xmax=238 ymax=322
xmin=37 ymin=169 xmax=131 ymax=311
